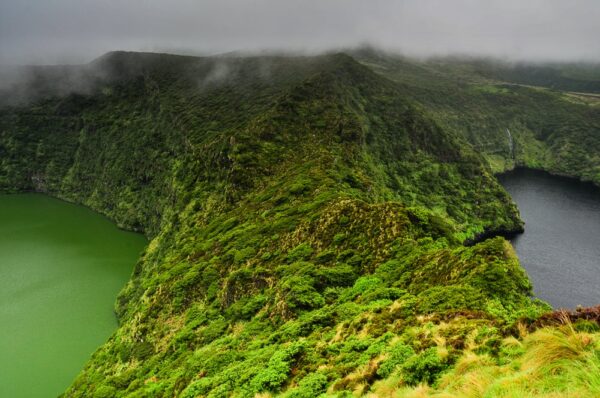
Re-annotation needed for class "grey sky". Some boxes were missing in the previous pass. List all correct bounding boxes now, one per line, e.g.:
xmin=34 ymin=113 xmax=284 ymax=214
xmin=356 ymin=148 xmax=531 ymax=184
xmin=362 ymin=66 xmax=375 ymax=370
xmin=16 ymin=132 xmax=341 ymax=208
xmin=1 ymin=0 xmax=599 ymax=64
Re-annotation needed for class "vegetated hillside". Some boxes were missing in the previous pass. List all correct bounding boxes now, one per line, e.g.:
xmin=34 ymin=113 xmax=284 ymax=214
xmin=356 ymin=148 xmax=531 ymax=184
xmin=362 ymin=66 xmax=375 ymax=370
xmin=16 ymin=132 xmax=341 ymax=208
xmin=461 ymin=59 xmax=600 ymax=94
xmin=1 ymin=51 xmax=598 ymax=397
xmin=353 ymin=48 xmax=600 ymax=184
xmin=0 ymin=51 xmax=522 ymax=239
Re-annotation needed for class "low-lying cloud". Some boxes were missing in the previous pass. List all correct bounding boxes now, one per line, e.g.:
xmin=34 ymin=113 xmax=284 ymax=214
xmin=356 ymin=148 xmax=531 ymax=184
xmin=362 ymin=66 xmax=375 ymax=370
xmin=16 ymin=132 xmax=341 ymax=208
xmin=1 ymin=0 xmax=599 ymax=65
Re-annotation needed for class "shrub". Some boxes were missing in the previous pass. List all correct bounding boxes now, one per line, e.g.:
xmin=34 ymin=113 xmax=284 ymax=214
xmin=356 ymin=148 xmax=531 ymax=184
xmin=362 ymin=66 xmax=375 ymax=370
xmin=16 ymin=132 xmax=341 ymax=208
xmin=181 ymin=377 xmax=214 ymax=398
xmin=285 ymin=372 xmax=328 ymax=398
xmin=401 ymin=347 xmax=449 ymax=386
xmin=339 ymin=276 xmax=383 ymax=302
xmin=131 ymin=341 xmax=154 ymax=360
xmin=333 ymin=233 xmax=346 ymax=245
xmin=315 ymin=249 xmax=336 ymax=264
xmin=377 ymin=342 xmax=415 ymax=378
xmin=374 ymin=259 xmax=407 ymax=282
xmin=289 ymin=178 xmax=312 ymax=195
xmin=287 ymin=243 xmax=314 ymax=262
xmin=316 ymin=263 xmax=357 ymax=289
xmin=233 ymin=246 xmax=256 ymax=264
xmin=279 ymin=275 xmax=325 ymax=312
xmin=198 ymin=317 xmax=229 ymax=344
xmin=415 ymin=285 xmax=485 ymax=313
xmin=360 ymin=287 xmax=407 ymax=304
xmin=93 ymin=385 xmax=117 ymax=398
xmin=225 ymin=294 xmax=268 ymax=320
xmin=573 ymin=319 xmax=600 ymax=333
xmin=250 ymin=342 xmax=305 ymax=393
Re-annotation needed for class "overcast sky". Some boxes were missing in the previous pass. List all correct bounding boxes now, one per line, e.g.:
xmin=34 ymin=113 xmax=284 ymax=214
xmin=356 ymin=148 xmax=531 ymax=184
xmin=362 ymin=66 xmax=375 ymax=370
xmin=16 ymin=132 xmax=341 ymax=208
xmin=1 ymin=0 xmax=599 ymax=65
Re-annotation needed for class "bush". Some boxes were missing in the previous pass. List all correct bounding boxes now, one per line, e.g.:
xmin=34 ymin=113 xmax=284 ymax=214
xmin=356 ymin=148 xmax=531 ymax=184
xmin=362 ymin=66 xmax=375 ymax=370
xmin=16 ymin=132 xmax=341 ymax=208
xmin=573 ymin=319 xmax=600 ymax=333
xmin=279 ymin=275 xmax=325 ymax=312
xmin=287 ymin=243 xmax=314 ymax=262
xmin=93 ymin=385 xmax=117 ymax=398
xmin=131 ymin=341 xmax=154 ymax=360
xmin=415 ymin=285 xmax=485 ymax=313
xmin=401 ymin=347 xmax=448 ymax=386
xmin=250 ymin=342 xmax=305 ymax=393
xmin=374 ymin=259 xmax=407 ymax=282
xmin=181 ymin=377 xmax=214 ymax=398
xmin=377 ymin=342 xmax=415 ymax=378
xmin=316 ymin=263 xmax=357 ymax=289
xmin=339 ymin=276 xmax=383 ymax=302
xmin=225 ymin=294 xmax=268 ymax=320
xmin=315 ymin=249 xmax=336 ymax=264
xmin=360 ymin=287 xmax=407 ymax=303
xmin=285 ymin=372 xmax=328 ymax=398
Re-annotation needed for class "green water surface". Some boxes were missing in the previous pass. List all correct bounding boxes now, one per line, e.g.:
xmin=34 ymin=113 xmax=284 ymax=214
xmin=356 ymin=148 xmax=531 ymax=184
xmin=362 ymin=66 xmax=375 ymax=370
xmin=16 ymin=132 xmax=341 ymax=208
xmin=0 ymin=194 xmax=146 ymax=397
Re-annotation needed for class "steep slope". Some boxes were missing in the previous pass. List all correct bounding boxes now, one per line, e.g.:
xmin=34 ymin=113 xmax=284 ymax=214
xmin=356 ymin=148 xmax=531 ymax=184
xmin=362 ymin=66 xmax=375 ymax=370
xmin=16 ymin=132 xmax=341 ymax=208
xmin=0 ymin=52 xmax=557 ymax=397
xmin=353 ymin=48 xmax=600 ymax=185
xmin=0 ymin=52 xmax=350 ymax=234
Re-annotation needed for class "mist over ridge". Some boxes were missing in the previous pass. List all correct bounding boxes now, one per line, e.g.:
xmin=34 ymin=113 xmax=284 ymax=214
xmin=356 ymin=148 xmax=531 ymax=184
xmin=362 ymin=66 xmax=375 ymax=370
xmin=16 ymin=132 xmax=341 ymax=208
xmin=1 ymin=0 xmax=600 ymax=66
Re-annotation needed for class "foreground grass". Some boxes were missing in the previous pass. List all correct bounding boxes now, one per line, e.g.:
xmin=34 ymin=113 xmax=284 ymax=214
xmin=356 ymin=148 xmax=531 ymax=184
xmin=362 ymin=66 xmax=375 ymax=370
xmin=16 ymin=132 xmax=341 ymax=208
xmin=367 ymin=319 xmax=600 ymax=398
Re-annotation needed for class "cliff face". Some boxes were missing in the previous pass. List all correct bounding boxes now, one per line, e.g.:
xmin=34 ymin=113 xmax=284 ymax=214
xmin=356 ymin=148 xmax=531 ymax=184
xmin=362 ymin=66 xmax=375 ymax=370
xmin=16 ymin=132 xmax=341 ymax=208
xmin=0 ymin=51 xmax=563 ymax=397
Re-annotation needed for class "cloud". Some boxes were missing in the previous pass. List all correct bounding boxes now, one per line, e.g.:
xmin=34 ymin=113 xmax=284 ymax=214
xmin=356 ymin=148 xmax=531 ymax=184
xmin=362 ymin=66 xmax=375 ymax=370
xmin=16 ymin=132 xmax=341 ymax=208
xmin=1 ymin=0 xmax=599 ymax=64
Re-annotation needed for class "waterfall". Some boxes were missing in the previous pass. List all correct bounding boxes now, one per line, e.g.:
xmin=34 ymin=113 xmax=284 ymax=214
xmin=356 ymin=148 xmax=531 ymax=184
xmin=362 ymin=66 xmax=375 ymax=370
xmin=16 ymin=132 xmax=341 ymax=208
xmin=506 ymin=128 xmax=514 ymax=159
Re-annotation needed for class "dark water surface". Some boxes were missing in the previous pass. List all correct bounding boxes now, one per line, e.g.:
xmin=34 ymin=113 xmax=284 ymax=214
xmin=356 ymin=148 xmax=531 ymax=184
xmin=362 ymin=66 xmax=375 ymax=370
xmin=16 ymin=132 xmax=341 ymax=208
xmin=499 ymin=169 xmax=600 ymax=309
xmin=0 ymin=194 xmax=146 ymax=397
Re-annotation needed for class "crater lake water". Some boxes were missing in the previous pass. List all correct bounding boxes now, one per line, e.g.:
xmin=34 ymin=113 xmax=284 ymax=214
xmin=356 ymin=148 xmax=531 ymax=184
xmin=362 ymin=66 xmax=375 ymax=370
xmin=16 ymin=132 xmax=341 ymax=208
xmin=0 ymin=194 xmax=146 ymax=397
xmin=499 ymin=168 xmax=600 ymax=309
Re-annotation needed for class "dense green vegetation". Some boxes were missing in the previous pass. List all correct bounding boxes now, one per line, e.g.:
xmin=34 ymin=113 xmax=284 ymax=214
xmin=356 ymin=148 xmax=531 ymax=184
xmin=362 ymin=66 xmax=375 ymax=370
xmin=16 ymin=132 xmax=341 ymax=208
xmin=1 ymin=50 xmax=599 ymax=397
xmin=352 ymin=48 xmax=600 ymax=183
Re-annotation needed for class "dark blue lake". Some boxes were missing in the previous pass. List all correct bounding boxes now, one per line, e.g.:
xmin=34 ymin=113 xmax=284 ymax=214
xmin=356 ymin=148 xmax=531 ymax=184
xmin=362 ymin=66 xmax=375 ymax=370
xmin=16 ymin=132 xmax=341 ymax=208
xmin=499 ymin=168 xmax=600 ymax=309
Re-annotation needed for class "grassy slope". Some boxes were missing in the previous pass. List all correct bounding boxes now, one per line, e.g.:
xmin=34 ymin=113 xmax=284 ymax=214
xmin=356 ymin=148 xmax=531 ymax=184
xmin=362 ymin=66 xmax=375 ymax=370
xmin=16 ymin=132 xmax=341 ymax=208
xmin=352 ymin=49 xmax=600 ymax=184
xmin=372 ymin=319 xmax=600 ymax=398
xmin=0 ymin=51 xmax=598 ymax=397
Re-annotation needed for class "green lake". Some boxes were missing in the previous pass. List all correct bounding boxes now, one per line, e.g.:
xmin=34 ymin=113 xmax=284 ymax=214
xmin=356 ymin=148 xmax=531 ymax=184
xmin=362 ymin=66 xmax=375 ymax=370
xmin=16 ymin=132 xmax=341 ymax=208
xmin=0 ymin=194 xmax=146 ymax=397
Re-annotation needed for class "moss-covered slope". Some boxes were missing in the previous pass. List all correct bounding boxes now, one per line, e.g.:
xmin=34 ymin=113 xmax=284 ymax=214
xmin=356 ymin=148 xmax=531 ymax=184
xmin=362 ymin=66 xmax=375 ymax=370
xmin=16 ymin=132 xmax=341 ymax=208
xmin=0 ymin=51 xmax=566 ymax=397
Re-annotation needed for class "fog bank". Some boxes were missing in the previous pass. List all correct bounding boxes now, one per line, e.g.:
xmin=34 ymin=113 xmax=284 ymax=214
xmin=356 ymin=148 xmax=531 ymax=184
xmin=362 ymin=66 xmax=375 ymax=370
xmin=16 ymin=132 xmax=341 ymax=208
xmin=1 ymin=0 xmax=599 ymax=65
